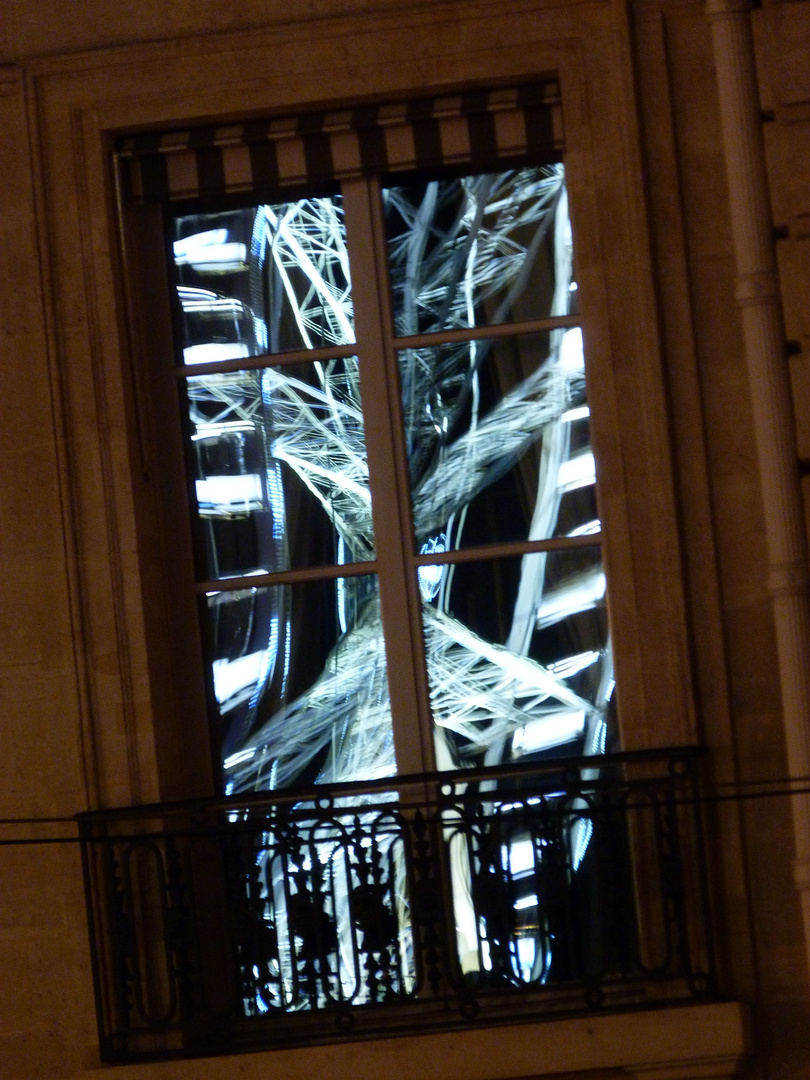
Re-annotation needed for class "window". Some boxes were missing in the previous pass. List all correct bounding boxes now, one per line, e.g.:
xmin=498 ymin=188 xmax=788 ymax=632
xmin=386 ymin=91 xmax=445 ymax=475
xmin=120 ymin=84 xmax=614 ymax=796
xmin=77 ymin=76 xmax=719 ymax=1056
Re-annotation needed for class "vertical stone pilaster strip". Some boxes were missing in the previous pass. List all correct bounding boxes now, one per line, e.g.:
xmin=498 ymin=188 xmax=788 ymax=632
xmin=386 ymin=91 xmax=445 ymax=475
xmin=706 ymin=0 xmax=810 ymax=979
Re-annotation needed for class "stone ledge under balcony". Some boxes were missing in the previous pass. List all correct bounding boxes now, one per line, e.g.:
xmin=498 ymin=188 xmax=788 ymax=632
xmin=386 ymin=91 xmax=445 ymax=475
xmin=91 ymin=1000 xmax=749 ymax=1080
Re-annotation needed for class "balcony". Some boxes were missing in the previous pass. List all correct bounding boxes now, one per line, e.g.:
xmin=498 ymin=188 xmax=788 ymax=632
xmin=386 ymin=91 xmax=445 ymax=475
xmin=78 ymin=748 xmax=720 ymax=1063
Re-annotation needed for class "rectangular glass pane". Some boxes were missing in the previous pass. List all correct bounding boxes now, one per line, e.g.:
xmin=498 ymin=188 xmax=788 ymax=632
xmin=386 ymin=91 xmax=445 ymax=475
xmin=384 ymin=166 xmax=573 ymax=337
xmin=183 ymin=358 xmax=375 ymax=579
xmin=207 ymin=575 xmax=392 ymax=792
xmin=173 ymin=197 xmax=354 ymax=361
xmin=400 ymin=329 xmax=597 ymax=551
xmin=418 ymin=548 xmax=612 ymax=772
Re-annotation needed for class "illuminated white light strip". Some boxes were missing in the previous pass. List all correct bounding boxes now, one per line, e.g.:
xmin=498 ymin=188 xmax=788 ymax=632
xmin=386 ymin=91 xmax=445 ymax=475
xmin=183 ymin=343 xmax=250 ymax=365
xmin=560 ymin=405 xmax=590 ymax=423
xmin=512 ymin=709 xmax=586 ymax=755
xmin=173 ymin=229 xmax=227 ymax=257
xmin=181 ymin=297 xmax=245 ymax=316
xmin=191 ymin=420 xmax=254 ymax=441
xmin=549 ymin=650 xmax=600 ymax=678
xmin=559 ymin=326 xmax=584 ymax=370
xmin=196 ymin=473 xmax=263 ymax=509
xmin=213 ymin=651 xmax=268 ymax=705
xmin=502 ymin=840 xmax=535 ymax=875
xmin=178 ymin=285 xmax=217 ymax=301
xmin=568 ymin=519 xmax=601 ymax=537
xmin=572 ymin=818 xmax=594 ymax=871
xmin=516 ymin=937 xmax=536 ymax=978
xmin=514 ymin=894 xmax=538 ymax=911
xmin=557 ymin=451 xmax=595 ymax=492
xmin=249 ymin=615 xmax=279 ymax=711
xmin=224 ymin=747 xmax=257 ymax=769
xmin=174 ymin=240 xmax=247 ymax=271
xmin=337 ymin=535 xmax=348 ymax=635
xmin=536 ymin=570 xmax=607 ymax=627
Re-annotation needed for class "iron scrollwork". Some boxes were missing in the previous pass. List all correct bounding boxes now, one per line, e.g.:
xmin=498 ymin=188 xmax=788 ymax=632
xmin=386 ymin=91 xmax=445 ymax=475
xmin=78 ymin=748 xmax=716 ymax=1062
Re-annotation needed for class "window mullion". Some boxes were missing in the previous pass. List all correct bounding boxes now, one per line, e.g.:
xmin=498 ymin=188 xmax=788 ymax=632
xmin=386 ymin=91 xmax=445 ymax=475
xmin=341 ymin=176 xmax=436 ymax=776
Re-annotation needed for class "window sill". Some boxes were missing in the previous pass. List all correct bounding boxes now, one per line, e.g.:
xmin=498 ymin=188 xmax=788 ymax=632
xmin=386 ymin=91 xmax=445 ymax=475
xmin=92 ymin=1002 xmax=749 ymax=1080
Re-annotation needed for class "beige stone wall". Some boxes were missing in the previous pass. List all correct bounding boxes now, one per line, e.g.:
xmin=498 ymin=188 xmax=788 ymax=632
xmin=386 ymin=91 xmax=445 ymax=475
xmin=0 ymin=0 xmax=808 ymax=1077
xmin=747 ymin=3 xmax=810 ymax=1072
xmin=756 ymin=1 xmax=810 ymax=542
xmin=0 ymin=67 xmax=98 ymax=1075
xmin=631 ymin=3 xmax=810 ymax=1074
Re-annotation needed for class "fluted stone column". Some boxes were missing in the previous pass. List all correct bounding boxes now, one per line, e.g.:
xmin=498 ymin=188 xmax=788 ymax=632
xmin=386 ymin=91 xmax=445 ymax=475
xmin=706 ymin=0 xmax=810 ymax=978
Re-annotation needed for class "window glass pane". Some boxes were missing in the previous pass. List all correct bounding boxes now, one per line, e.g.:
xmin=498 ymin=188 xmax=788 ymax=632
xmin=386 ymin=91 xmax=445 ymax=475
xmin=384 ymin=166 xmax=573 ymax=337
xmin=418 ymin=548 xmax=612 ymax=772
xmin=183 ymin=358 xmax=375 ymax=579
xmin=167 ymin=170 xmax=610 ymax=800
xmin=208 ymin=575 xmax=392 ymax=792
xmin=173 ymin=196 xmax=355 ymax=361
xmin=400 ymin=328 xmax=597 ymax=551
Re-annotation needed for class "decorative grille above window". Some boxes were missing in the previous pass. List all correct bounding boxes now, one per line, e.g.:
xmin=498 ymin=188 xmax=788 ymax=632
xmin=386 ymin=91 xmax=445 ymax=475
xmin=116 ymin=81 xmax=563 ymax=202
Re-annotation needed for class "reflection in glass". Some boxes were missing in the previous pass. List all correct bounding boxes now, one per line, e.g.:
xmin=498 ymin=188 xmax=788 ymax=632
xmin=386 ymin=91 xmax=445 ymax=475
xmin=183 ymin=359 xmax=374 ymax=580
xmin=173 ymin=168 xmax=612 ymax=802
xmin=209 ymin=577 xmax=391 ymax=790
xmin=385 ymin=166 xmax=573 ymax=336
xmin=421 ymin=548 xmax=612 ymax=771
xmin=432 ymin=546 xmax=612 ymax=987
xmin=399 ymin=330 xmax=597 ymax=548
xmin=173 ymin=197 xmax=354 ymax=362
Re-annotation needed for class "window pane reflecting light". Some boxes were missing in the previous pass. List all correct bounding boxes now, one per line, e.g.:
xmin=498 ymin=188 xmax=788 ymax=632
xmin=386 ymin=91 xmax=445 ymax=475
xmin=170 ymin=167 xmax=613 ymax=802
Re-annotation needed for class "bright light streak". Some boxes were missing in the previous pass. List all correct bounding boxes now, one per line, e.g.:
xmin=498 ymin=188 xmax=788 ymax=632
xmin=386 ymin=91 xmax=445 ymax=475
xmin=173 ymin=229 xmax=227 ymax=257
xmin=572 ymin=818 xmax=594 ymax=871
xmin=568 ymin=519 xmax=601 ymax=537
xmin=536 ymin=570 xmax=606 ymax=627
xmin=597 ymin=717 xmax=608 ymax=753
xmin=213 ymin=652 xmax=268 ymax=704
xmin=418 ymin=536 xmax=446 ymax=600
xmin=516 ymin=936 xmax=536 ymax=980
xmin=513 ymin=709 xmax=586 ymax=755
xmin=559 ymin=327 xmax=584 ymax=370
xmin=196 ymin=473 xmax=263 ymax=511
xmin=191 ymin=420 xmax=254 ymax=441
xmin=549 ymin=651 xmax=600 ymax=678
xmin=557 ymin=452 xmax=595 ymax=492
xmin=502 ymin=839 xmax=536 ymax=876
xmin=480 ymin=935 xmax=492 ymax=972
xmin=265 ymin=463 xmax=286 ymax=541
xmin=249 ymin=615 xmax=279 ymax=711
xmin=183 ymin=343 xmax=250 ymax=365
xmin=224 ymin=747 xmax=258 ymax=769
xmin=174 ymin=232 xmax=247 ymax=272
xmin=178 ymin=285 xmax=245 ymax=317
xmin=514 ymin=894 xmax=538 ymax=911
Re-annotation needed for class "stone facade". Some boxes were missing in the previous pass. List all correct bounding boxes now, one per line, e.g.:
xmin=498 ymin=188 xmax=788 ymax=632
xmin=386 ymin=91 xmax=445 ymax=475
xmin=0 ymin=1 xmax=808 ymax=1077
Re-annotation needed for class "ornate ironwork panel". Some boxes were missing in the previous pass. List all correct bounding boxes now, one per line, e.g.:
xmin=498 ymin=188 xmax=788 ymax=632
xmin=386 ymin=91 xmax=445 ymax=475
xmin=78 ymin=749 xmax=716 ymax=1061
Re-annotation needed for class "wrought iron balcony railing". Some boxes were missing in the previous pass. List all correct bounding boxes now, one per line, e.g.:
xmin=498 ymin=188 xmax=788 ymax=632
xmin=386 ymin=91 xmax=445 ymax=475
xmin=78 ymin=747 xmax=717 ymax=1062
